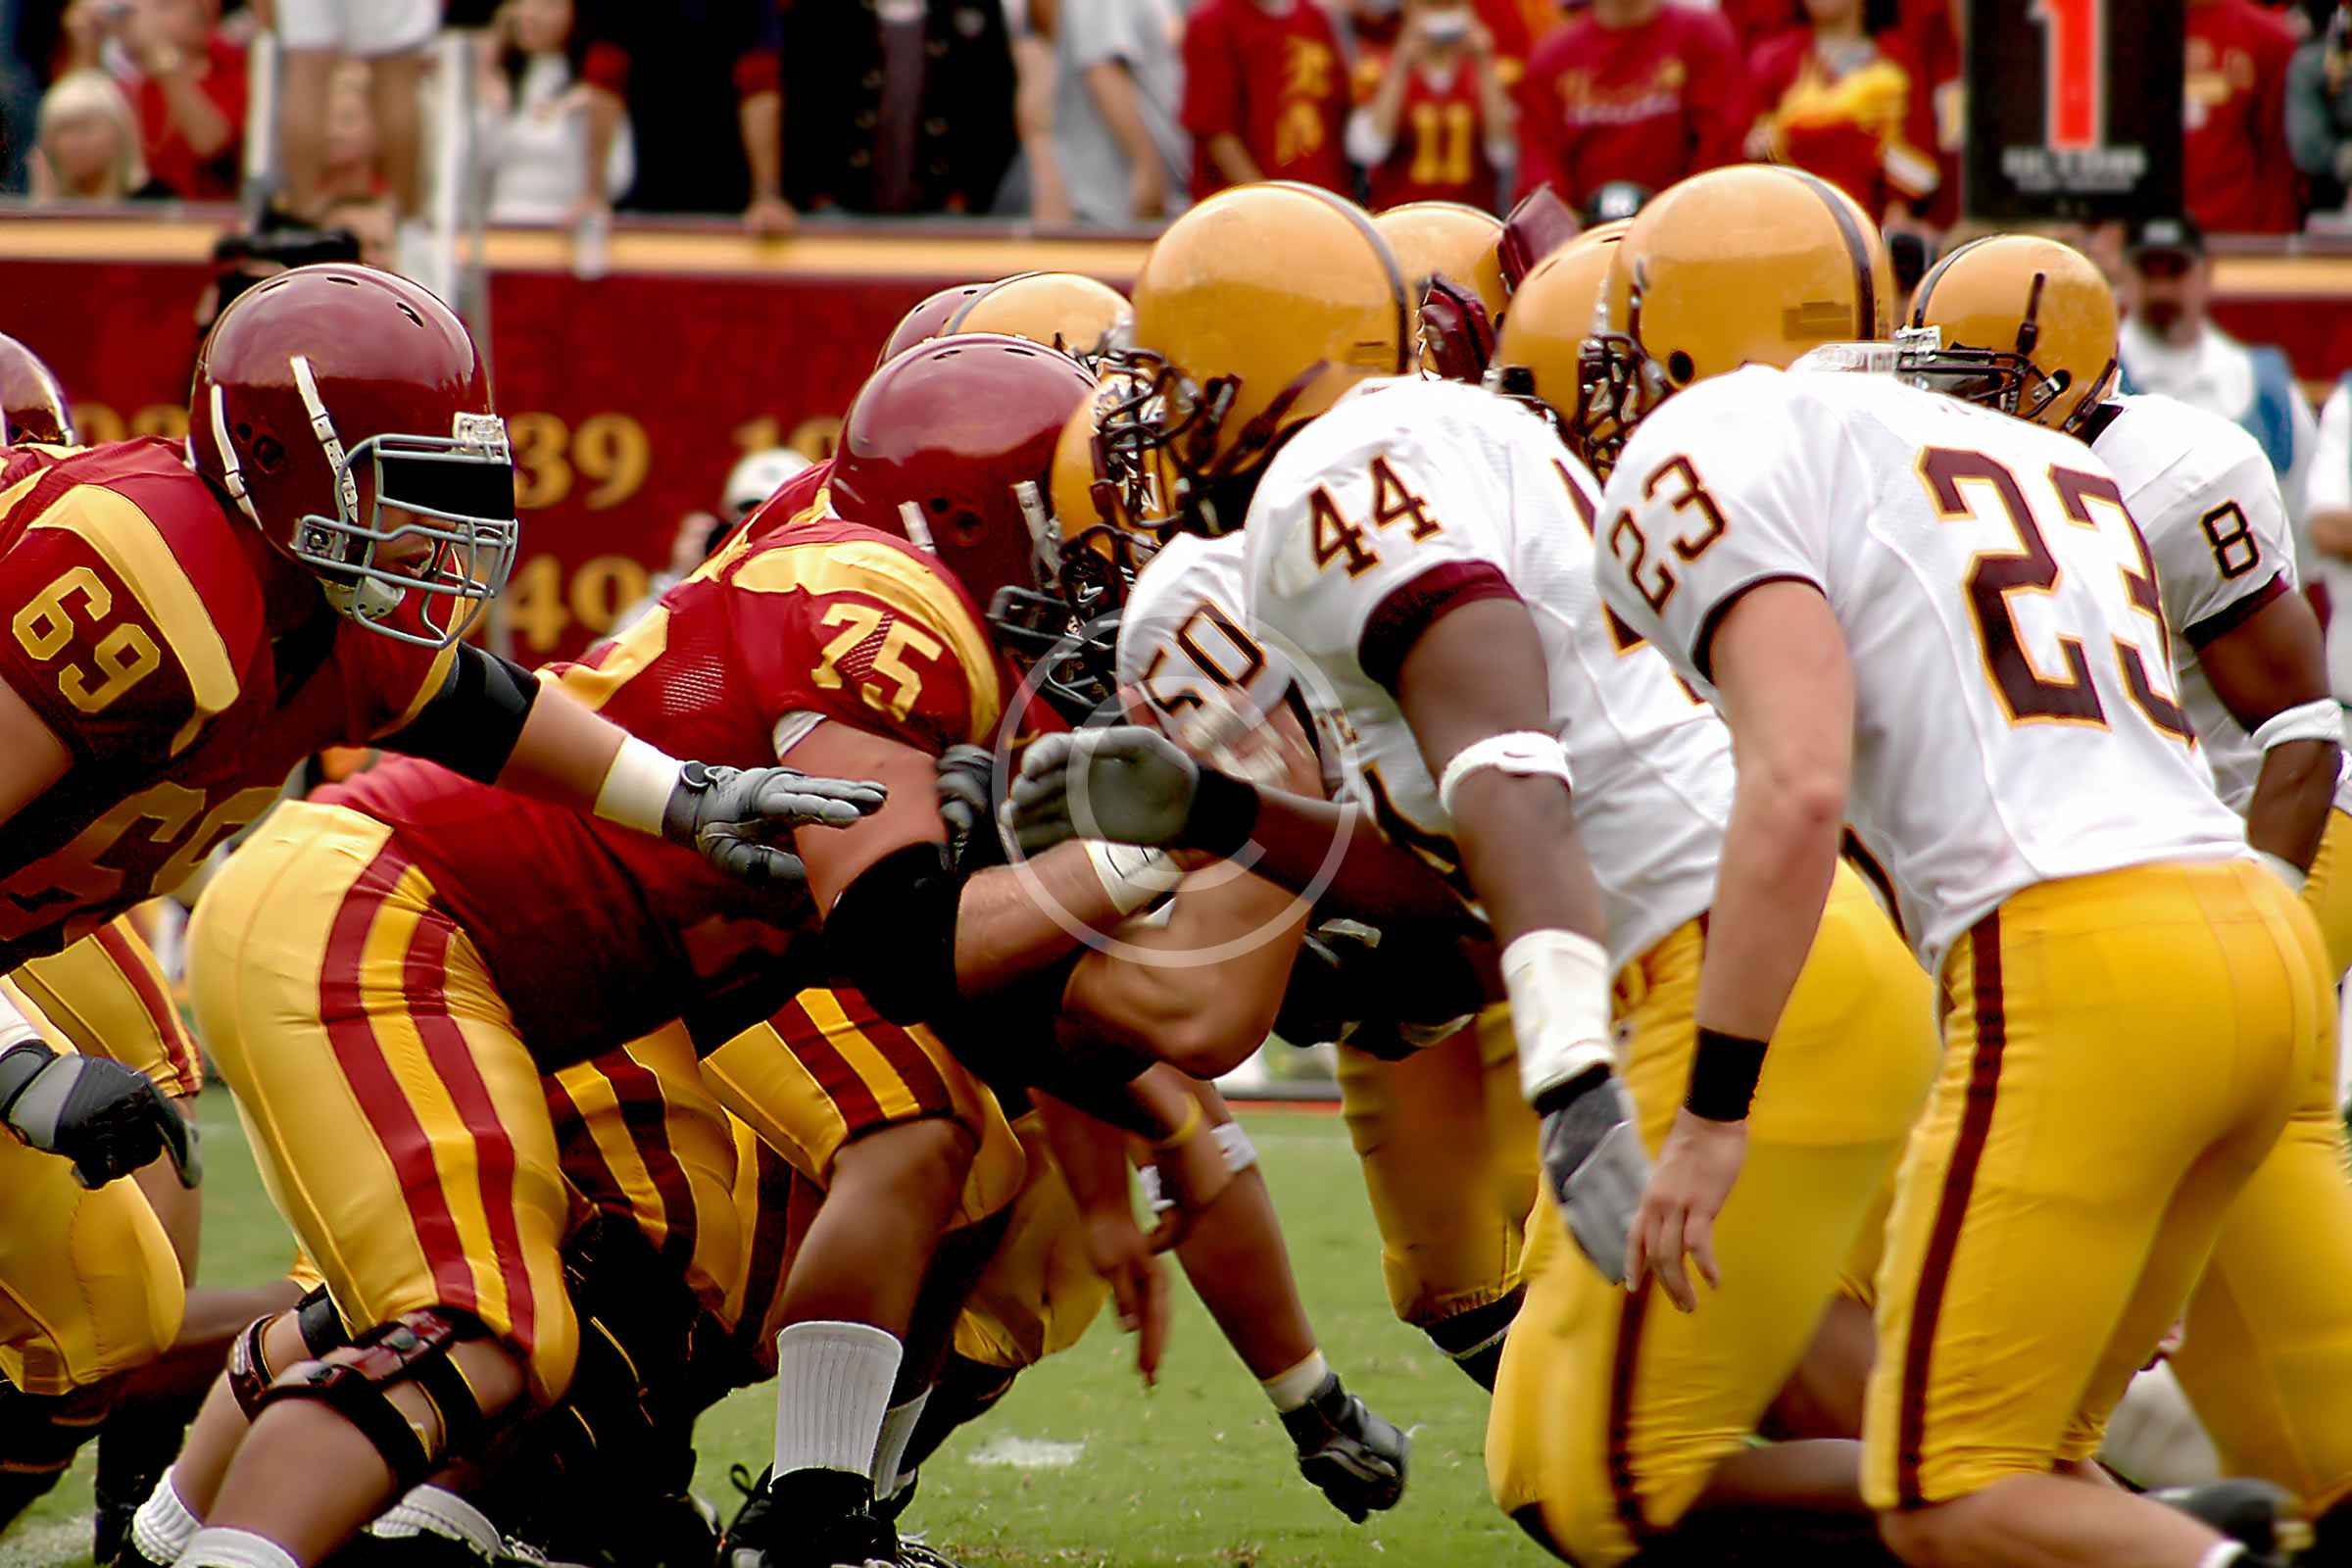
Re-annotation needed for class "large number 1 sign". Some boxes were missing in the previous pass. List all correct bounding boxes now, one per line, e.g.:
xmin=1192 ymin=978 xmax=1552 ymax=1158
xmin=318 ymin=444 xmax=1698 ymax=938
xmin=2034 ymin=0 xmax=2102 ymax=152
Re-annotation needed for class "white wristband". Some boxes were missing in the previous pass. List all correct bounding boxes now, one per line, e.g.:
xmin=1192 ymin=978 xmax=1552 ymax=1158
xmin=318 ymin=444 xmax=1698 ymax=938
xmin=1437 ymin=730 xmax=1573 ymax=818
xmin=1084 ymin=839 xmax=1185 ymax=916
xmin=2254 ymin=850 xmax=2308 ymax=893
xmin=592 ymin=735 xmax=684 ymax=836
xmin=2250 ymin=698 xmax=2345 ymax=754
xmin=1500 ymin=927 xmax=1615 ymax=1103
xmin=0 ymin=990 xmax=42 ymax=1054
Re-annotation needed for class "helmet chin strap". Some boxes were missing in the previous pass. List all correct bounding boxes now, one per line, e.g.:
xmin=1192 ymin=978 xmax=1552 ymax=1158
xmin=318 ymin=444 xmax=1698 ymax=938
xmin=320 ymin=575 xmax=406 ymax=624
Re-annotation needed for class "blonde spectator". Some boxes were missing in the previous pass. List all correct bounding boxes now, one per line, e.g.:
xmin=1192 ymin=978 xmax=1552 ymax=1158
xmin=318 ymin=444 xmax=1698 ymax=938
xmin=29 ymin=68 xmax=164 ymax=201
xmin=476 ymin=0 xmax=631 ymax=223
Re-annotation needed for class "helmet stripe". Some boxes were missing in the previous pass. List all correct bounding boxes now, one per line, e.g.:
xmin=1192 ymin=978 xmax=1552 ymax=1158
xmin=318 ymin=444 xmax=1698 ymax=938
xmin=1781 ymin=169 xmax=1878 ymax=340
xmin=1284 ymin=183 xmax=1413 ymax=376
xmin=207 ymin=382 xmax=263 ymax=526
xmin=1907 ymin=235 xmax=1995 ymax=329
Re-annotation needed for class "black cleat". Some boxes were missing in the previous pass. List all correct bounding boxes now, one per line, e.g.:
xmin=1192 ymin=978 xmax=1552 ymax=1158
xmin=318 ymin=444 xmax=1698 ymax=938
xmin=721 ymin=1465 xmax=898 ymax=1568
xmin=2154 ymin=1479 xmax=2313 ymax=1563
xmin=1278 ymin=1373 xmax=1408 ymax=1523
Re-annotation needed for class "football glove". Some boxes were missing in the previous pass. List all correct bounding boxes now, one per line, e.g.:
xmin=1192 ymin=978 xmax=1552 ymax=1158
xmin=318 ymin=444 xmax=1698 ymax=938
xmin=1279 ymin=1373 xmax=1408 ymax=1524
xmin=1537 ymin=1067 xmax=1647 ymax=1288
xmin=934 ymin=744 xmax=995 ymax=872
xmin=662 ymin=763 xmax=887 ymax=884
xmin=1005 ymin=726 xmax=1199 ymax=855
xmin=0 ymin=1044 xmax=200 ymax=1191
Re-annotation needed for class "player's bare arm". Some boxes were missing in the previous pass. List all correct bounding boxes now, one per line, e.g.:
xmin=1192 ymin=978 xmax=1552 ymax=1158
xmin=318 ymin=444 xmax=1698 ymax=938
xmin=0 ymin=674 xmax=69 ymax=828
xmin=1629 ymin=580 xmax=1853 ymax=1314
xmin=2191 ymin=590 xmax=2340 ymax=878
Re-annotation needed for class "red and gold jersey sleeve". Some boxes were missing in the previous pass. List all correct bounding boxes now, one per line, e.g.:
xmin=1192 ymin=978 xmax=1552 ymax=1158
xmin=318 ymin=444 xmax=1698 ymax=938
xmin=13 ymin=915 xmax=201 ymax=1099
xmin=0 ymin=484 xmax=254 ymax=766
xmin=722 ymin=528 xmax=1004 ymax=756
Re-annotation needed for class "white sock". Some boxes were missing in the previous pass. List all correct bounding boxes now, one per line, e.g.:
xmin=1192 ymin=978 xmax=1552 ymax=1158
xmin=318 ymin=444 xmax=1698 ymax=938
xmin=1260 ymin=1349 xmax=1330 ymax=1413
xmin=130 ymin=1468 xmax=203 ymax=1564
xmin=772 ymin=1320 xmax=903 ymax=1479
xmin=871 ymin=1388 xmax=931 ymax=1495
xmin=2195 ymin=1544 xmax=2247 ymax=1568
xmin=370 ymin=1484 xmax=502 ymax=1556
xmin=178 ymin=1528 xmax=300 ymax=1568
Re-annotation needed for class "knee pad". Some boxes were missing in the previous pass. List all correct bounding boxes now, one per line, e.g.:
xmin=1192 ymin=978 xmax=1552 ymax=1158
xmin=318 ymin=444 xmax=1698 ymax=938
xmin=226 ymin=1286 xmax=350 ymax=1423
xmin=250 ymin=1308 xmax=494 ymax=1492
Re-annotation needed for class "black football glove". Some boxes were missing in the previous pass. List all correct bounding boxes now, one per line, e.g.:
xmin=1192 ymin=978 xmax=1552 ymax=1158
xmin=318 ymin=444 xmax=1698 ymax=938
xmin=0 ymin=1043 xmax=200 ymax=1190
xmin=1536 ymin=1066 xmax=1647 ymax=1287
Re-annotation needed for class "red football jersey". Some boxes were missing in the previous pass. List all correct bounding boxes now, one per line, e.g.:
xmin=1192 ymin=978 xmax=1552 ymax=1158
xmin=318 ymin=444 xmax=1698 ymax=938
xmin=1749 ymin=30 xmax=1936 ymax=218
xmin=2184 ymin=0 xmax=2299 ymax=235
xmin=1515 ymin=7 xmax=1747 ymax=206
xmin=1182 ymin=0 xmax=1351 ymax=200
xmin=1366 ymin=60 xmax=1503 ymax=211
xmin=0 ymin=439 xmax=450 ymax=967
xmin=323 ymin=513 xmax=1006 ymax=1070
xmin=717 ymin=456 xmax=835 ymax=555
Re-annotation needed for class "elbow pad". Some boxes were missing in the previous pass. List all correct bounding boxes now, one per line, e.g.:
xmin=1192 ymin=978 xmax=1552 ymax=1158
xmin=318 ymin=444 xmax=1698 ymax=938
xmin=379 ymin=645 xmax=542 ymax=784
xmin=823 ymin=841 xmax=963 ymax=1025
xmin=2250 ymin=698 xmax=2344 ymax=754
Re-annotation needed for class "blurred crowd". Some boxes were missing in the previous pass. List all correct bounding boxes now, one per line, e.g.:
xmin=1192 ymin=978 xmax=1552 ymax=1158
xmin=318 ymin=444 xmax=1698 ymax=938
xmin=5 ymin=0 xmax=2352 ymax=244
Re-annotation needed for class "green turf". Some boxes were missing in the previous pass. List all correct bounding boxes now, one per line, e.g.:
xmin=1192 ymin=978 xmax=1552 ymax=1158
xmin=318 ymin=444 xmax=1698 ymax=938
xmin=10 ymin=1100 xmax=1551 ymax=1568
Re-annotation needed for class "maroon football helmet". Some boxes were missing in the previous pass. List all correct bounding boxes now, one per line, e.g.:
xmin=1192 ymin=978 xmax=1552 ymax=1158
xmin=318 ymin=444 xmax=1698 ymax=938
xmin=874 ymin=281 xmax=993 ymax=369
xmin=829 ymin=333 xmax=1097 ymax=612
xmin=187 ymin=265 xmax=516 ymax=650
xmin=0 ymin=333 xmax=74 ymax=446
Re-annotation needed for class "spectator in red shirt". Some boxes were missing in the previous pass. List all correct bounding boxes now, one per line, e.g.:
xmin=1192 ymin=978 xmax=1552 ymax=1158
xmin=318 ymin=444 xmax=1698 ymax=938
xmin=1182 ymin=0 xmax=1352 ymax=199
xmin=2186 ymin=0 xmax=2302 ymax=232
xmin=1514 ymin=0 xmax=1746 ymax=208
xmin=62 ymin=0 xmax=244 ymax=202
xmin=1350 ymin=1 xmax=1517 ymax=210
xmin=1719 ymin=0 xmax=1805 ymax=51
xmin=1746 ymin=0 xmax=1936 ymax=220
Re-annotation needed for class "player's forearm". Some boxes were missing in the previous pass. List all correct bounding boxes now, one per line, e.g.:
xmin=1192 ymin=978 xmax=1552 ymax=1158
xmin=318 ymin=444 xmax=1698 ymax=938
xmin=2245 ymin=740 xmax=2339 ymax=872
xmin=1446 ymin=769 xmax=1605 ymax=950
xmin=1210 ymin=785 xmax=1468 ymax=923
xmin=1060 ymin=867 xmax=1302 ymax=1076
xmin=1691 ymin=762 xmax=1842 ymax=1043
xmin=952 ymin=842 xmax=1144 ymax=993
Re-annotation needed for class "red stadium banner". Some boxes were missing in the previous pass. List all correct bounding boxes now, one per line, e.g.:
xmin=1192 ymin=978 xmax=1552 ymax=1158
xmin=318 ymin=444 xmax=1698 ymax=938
xmin=8 ymin=218 xmax=2352 ymax=662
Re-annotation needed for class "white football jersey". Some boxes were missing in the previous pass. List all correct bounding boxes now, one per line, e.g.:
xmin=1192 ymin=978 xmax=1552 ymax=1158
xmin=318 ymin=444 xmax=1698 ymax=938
xmin=2088 ymin=393 xmax=2349 ymax=815
xmin=1115 ymin=531 xmax=1350 ymax=797
xmin=1239 ymin=376 xmax=1735 ymax=972
xmin=1594 ymin=366 xmax=2248 ymax=972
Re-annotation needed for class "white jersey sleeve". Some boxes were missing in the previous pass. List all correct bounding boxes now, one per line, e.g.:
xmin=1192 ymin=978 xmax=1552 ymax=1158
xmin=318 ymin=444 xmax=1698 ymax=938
xmin=2091 ymin=394 xmax=2300 ymax=814
xmin=1596 ymin=367 xmax=2247 ymax=972
xmin=1116 ymin=532 xmax=1298 ymax=725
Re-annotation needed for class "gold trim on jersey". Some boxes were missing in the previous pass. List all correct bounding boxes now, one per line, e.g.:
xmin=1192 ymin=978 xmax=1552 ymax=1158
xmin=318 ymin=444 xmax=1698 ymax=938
xmin=795 ymin=987 xmax=927 ymax=1121
xmin=729 ymin=540 xmax=1003 ymax=742
xmin=555 ymin=607 xmax=672 ymax=714
xmin=372 ymin=642 xmax=461 ymax=741
xmin=30 ymin=489 xmax=239 ymax=753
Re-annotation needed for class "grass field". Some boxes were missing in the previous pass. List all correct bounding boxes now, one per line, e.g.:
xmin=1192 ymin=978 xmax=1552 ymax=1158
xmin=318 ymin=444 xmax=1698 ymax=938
xmin=10 ymin=1098 xmax=1553 ymax=1568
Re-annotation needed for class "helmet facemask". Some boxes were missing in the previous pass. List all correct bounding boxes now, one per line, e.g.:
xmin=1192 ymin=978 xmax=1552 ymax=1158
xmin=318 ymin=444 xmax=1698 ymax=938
xmin=262 ymin=358 xmax=517 ymax=650
xmin=985 ymin=478 xmax=1128 ymax=725
xmin=1098 ymin=340 xmax=1330 ymax=539
xmin=1898 ymin=273 xmax=2116 ymax=435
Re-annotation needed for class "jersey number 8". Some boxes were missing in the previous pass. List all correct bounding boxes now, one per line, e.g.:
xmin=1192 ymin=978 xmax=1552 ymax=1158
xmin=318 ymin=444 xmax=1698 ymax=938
xmin=11 ymin=567 xmax=162 ymax=715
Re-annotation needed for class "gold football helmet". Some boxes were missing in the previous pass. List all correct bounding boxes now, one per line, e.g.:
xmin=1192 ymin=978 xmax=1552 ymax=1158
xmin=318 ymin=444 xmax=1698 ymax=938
xmin=1488 ymin=219 xmax=1630 ymax=427
xmin=1578 ymin=165 xmax=1892 ymax=474
xmin=947 ymin=271 xmax=1134 ymax=368
xmin=1377 ymin=201 xmax=1507 ymax=318
xmin=1104 ymin=181 xmax=1412 ymax=535
xmin=1900 ymin=233 xmax=2118 ymax=434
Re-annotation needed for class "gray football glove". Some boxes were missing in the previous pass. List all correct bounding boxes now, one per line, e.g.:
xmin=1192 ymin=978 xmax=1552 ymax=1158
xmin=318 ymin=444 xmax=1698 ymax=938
xmin=1005 ymin=726 xmax=1200 ymax=854
xmin=662 ymin=762 xmax=887 ymax=883
xmin=0 ymin=1043 xmax=200 ymax=1190
xmin=935 ymin=744 xmax=995 ymax=871
xmin=1537 ymin=1068 xmax=1648 ymax=1287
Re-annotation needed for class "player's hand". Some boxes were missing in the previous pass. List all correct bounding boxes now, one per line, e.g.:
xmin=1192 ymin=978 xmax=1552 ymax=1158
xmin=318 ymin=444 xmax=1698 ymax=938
xmin=1536 ymin=1067 xmax=1649 ymax=1291
xmin=1006 ymin=726 xmax=1200 ymax=854
xmin=1141 ymin=1108 xmax=1234 ymax=1255
xmin=0 ymin=1044 xmax=201 ymax=1191
xmin=663 ymin=763 xmax=886 ymax=882
xmin=935 ymin=744 xmax=995 ymax=870
xmin=1081 ymin=1202 xmax=1171 ymax=1386
xmin=1626 ymin=1107 xmax=1746 ymax=1312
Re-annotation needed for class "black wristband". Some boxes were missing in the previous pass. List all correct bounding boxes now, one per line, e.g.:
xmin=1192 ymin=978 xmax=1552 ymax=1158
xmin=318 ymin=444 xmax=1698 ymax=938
xmin=1184 ymin=764 xmax=1261 ymax=858
xmin=1685 ymin=1028 xmax=1767 ymax=1122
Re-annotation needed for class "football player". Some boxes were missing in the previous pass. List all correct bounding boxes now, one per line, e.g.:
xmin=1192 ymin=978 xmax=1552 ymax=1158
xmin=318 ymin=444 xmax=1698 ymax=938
xmin=1373 ymin=201 xmax=1508 ymax=384
xmin=942 ymin=272 xmax=1132 ymax=368
xmin=1570 ymin=167 xmax=2329 ymax=1568
xmin=152 ymin=335 xmax=1181 ymax=1568
xmin=1004 ymin=180 xmax=1940 ymax=1563
xmin=1902 ymin=234 xmax=2352 ymax=1553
